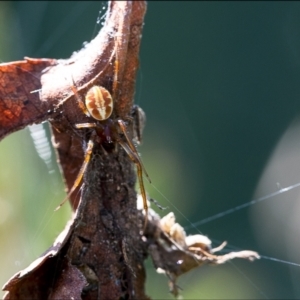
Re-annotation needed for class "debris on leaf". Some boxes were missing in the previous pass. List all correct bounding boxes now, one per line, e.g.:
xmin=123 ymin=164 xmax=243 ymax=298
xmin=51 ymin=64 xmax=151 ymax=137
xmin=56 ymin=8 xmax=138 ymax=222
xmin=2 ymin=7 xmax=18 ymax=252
xmin=145 ymin=211 xmax=260 ymax=298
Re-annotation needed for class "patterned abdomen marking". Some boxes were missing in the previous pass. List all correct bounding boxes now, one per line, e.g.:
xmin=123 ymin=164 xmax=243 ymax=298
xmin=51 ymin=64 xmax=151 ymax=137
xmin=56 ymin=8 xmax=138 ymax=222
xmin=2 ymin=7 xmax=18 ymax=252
xmin=85 ymin=86 xmax=113 ymax=120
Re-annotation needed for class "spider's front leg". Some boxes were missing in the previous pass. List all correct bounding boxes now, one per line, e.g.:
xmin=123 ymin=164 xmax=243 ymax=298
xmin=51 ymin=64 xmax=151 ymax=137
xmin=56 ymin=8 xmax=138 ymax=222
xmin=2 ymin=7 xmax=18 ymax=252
xmin=55 ymin=129 xmax=96 ymax=210
xmin=118 ymin=119 xmax=150 ymax=182
xmin=117 ymin=119 xmax=149 ymax=227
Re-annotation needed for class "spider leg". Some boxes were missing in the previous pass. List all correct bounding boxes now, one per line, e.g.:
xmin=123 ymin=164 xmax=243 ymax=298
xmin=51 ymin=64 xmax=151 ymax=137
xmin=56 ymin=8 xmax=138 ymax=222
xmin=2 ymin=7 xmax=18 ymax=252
xmin=75 ymin=123 xmax=97 ymax=129
xmin=112 ymin=33 xmax=120 ymax=100
xmin=112 ymin=57 xmax=119 ymax=100
xmin=70 ymin=79 xmax=90 ymax=117
xmin=118 ymin=139 xmax=148 ymax=229
xmin=55 ymin=132 xmax=95 ymax=211
xmin=54 ymin=45 xmax=117 ymax=110
xmin=117 ymin=119 xmax=151 ymax=183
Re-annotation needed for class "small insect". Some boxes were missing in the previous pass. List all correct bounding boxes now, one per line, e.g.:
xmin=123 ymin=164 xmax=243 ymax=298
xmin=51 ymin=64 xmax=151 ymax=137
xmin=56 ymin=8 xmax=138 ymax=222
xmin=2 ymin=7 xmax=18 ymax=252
xmin=55 ymin=45 xmax=150 ymax=227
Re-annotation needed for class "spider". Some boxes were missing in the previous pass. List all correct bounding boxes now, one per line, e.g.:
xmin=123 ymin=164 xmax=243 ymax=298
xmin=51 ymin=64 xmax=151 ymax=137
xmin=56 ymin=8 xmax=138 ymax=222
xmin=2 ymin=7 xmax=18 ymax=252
xmin=54 ymin=47 xmax=150 ymax=228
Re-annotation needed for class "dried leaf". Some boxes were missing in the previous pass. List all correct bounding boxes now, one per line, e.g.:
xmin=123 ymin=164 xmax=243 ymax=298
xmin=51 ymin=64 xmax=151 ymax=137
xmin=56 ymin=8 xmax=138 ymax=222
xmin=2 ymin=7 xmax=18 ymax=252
xmin=2 ymin=2 xmax=149 ymax=299
xmin=0 ymin=58 xmax=56 ymax=140
xmin=146 ymin=212 xmax=260 ymax=298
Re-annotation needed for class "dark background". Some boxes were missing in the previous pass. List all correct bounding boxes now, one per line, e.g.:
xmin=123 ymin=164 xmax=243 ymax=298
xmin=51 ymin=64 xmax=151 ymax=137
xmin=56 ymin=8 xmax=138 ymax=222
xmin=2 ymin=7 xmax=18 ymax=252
xmin=0 ymin=1 xmax=300 ymax=298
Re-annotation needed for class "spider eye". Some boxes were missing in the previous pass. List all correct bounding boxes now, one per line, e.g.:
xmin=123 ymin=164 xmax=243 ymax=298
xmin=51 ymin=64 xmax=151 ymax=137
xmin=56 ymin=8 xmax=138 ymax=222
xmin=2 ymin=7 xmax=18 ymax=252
xmin=85 ymin=86 xmax=113 ymax=120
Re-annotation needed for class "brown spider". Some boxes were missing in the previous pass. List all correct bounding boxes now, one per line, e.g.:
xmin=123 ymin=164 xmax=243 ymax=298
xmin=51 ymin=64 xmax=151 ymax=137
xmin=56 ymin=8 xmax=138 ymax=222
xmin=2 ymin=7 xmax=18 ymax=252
xmin=54 ymin=47 xmax=150 ymax=227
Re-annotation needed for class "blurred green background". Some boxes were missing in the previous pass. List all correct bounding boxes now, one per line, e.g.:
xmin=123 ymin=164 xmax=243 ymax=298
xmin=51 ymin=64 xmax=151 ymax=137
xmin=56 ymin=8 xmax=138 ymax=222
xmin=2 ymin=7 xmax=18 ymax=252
xmin=1 ymin=1 xmax=300 ymax=299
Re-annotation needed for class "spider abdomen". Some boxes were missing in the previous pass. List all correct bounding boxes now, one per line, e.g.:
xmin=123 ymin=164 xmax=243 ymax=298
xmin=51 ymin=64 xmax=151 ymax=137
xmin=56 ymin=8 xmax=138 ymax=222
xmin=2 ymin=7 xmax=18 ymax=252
xmin=85 ymin=86 xmax=113 ymax=121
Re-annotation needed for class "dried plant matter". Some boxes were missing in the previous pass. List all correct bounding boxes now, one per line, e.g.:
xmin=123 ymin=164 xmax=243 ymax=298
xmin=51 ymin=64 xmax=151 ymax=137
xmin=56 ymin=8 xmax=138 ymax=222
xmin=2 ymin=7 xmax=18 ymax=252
xmin=146 ymin=211 xmax=260 ymax=298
